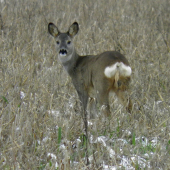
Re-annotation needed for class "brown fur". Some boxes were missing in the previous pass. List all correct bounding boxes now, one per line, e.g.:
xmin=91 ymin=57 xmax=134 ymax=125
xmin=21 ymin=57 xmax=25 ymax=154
xmin=48 ymin=22 xmax=132 ymax=116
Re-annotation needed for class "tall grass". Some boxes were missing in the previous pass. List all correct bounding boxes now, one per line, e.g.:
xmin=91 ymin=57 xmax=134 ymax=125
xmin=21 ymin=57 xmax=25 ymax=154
xmin=0 ymin=0 xmax=170 ymax=169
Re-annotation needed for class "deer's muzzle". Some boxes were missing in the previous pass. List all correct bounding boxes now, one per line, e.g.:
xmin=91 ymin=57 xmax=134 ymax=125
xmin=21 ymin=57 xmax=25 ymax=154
xmin=59 ymin=49 xmax=67 ymax=56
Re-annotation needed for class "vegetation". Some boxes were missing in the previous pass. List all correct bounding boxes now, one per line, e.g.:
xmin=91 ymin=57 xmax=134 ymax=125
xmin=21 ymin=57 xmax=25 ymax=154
xmin=0 ymin=0 xmax=170 ymax=169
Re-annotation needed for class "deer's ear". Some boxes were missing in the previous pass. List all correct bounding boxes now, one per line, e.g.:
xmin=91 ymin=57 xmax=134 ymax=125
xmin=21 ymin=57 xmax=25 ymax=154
xmin=68 ymin=22 xmax=79 ymax=37
xmin=48 ymin=23 xmax=60 ymax=37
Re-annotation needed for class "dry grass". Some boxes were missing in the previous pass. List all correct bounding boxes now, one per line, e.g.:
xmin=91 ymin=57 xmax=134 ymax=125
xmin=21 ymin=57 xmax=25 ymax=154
xmin=0 ymin=0 xmax=170 ymax=169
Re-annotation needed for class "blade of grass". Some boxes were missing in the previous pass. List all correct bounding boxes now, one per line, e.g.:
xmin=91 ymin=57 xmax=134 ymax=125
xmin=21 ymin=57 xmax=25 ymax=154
xmin=132 ymin=132 xmax=136 ymax=146
xmin=58 ymin=127 xmax=62 ymax=145
xmin=1 ymin=96 xmax=8 ymax=103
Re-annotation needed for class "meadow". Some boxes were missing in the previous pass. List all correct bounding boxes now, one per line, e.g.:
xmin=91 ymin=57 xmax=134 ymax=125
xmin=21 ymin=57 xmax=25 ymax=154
xmin=0 ymin=0 xmax=170 ymax=169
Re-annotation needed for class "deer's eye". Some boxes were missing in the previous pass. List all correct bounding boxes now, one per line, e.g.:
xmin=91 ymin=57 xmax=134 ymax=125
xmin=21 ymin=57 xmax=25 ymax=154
xmin=67 ymin=41 xmax=71 ymax=45
xmin=56 ymin=41 xmax=60 ymax=45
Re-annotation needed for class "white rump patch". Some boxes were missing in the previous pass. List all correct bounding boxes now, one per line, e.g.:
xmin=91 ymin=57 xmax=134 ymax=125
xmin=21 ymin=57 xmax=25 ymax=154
xmin=104 ymin=62 xmax=132 ymax=78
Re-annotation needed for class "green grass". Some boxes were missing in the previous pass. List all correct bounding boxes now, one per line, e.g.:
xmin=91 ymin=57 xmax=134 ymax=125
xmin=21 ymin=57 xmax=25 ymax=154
xmin=1 ymin=95 xmax=8 ymax=103
xmin=58 ymin=127 xmax=62 ymax=146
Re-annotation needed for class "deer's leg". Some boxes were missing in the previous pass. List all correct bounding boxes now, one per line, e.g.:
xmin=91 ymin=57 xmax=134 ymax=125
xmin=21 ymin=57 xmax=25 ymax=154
xmin=115 ymin=90 xmax=132 ymax=113
xmin=77 ymin=90 xmax=89 ymax=164
xmin=77 ymin=90 xmax=89 ymax=131
xmin=96 ymin=89 xmax=111 ymax=117
xmin=88 ymin=97 xmax=97 ymax=119
xmin=76 ymin=88 xmax=89 ymax=111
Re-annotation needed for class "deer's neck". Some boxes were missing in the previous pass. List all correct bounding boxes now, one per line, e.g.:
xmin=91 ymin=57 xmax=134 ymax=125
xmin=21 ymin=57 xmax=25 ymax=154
xmin=62 ymin=50 xmax=80 ymax=76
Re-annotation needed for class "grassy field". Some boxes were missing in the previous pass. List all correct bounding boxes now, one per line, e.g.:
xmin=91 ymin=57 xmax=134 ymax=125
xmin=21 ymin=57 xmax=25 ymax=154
xmin=0 ymin=0 xmax=170 ymax=169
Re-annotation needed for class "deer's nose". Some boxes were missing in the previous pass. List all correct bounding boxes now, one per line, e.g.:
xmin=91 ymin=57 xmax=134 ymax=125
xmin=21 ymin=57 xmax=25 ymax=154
xmin=59 ymin=49 xmax=67 ymax=56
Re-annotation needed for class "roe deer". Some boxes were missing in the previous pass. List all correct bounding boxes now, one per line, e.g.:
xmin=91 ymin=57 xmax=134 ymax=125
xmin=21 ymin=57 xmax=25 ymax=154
xmin=48 ymin=22 xmax=132 ymax=116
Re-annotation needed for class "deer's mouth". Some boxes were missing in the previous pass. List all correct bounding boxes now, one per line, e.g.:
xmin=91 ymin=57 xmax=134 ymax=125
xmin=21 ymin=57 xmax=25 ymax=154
xmin=59 ymin=49 xmax=67 ymax=56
